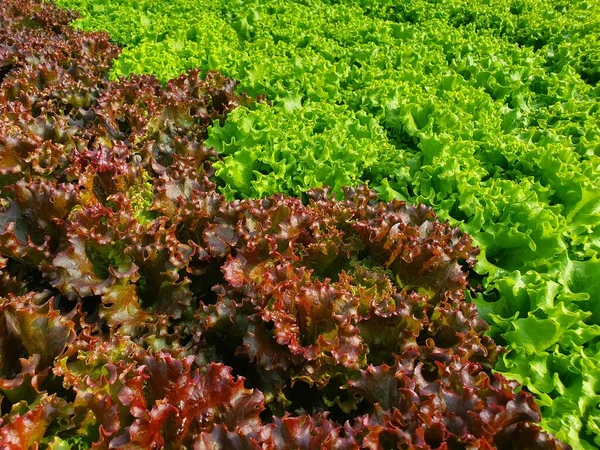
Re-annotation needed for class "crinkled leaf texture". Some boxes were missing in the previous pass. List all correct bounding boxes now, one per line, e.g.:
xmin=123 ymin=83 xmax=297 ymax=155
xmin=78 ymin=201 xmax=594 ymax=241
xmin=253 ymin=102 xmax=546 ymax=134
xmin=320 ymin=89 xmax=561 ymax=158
xmin=53 ymin=0 xmax=600 ymax=446
xmin=0 ymin=1 xmax=568 ymax=449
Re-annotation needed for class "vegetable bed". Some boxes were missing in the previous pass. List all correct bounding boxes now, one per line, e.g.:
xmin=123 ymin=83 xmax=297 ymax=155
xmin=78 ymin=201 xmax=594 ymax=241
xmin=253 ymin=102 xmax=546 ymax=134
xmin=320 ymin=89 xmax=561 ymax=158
xmin=0 ymin=0 xmax=599 ymax=448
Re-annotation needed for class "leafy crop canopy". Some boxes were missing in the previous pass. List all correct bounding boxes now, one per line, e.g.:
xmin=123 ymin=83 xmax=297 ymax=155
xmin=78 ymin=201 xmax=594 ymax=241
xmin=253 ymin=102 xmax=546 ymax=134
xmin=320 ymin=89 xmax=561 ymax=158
xmin=0 ymin=1 xmax=569 ymax=448
xmin=50 ymin=0 xmax=600 ymax=446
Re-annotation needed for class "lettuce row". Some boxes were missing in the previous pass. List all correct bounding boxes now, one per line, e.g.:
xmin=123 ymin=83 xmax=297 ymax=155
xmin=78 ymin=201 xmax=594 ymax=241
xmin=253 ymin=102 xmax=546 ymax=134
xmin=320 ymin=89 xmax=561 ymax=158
xmin=336 ymin=0 xmax=600 ymax=85
xmin=206 ymin=102 xmax=412 ymax=200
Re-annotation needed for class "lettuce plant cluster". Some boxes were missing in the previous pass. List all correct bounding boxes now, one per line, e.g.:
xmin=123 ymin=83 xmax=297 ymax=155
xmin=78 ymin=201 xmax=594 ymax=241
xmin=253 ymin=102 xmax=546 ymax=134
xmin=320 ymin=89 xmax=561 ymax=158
xmin=54 ymin=0 xmax=600 ymax=446
xmin=0 ymin=1 xmax=570 ymax=448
